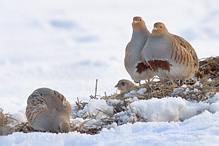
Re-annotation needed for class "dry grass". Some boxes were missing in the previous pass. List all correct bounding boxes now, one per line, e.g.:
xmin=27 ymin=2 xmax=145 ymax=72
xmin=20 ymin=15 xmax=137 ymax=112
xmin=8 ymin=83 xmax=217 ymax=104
xmin=0 ymin=108 xmax=19 ymax=135
xmin=69 ymin=56 xmax=219 ymax=134
xmin=104 ymin=56 xmax=219 ymax=101
xmin=1 ymin=56 xmax=218 ymax=135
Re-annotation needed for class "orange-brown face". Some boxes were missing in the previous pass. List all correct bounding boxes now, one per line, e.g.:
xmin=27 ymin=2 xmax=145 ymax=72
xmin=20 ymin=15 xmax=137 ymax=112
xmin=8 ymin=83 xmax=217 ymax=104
xmin=152 ymin=22 xmax=168 ymax=36
xmin=132 ymin=17 xmax=146 ymax=32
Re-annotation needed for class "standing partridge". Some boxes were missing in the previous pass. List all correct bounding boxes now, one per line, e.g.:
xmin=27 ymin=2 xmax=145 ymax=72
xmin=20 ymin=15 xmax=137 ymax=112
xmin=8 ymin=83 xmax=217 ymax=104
xmin=26 ymin=88 xmax=72 ymax=133
xmin=115 ymin=79 xmax=137 ymax=93
xmin=124 ymin=16 xmax=154 ymax=83
xmin=142 ymin=22 xmax=199 ymax=82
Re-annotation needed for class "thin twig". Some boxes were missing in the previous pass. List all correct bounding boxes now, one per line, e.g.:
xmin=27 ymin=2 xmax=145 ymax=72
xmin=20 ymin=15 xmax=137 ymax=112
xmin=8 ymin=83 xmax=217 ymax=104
xmin=94 ymin=79 xmax=98 ymax=99
xmin=96 ymin=109 xmax=113 ymax=117
xmin=128 ymin=102 xmax=134 ymax=113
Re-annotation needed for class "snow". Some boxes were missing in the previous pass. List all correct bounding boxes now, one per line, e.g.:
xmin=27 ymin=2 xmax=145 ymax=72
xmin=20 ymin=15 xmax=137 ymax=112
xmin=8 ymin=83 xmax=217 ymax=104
xmin=194 ymin=81 xmax=200 ymax=86
xmin=10 ymin=113 xmax=27 ymax=124
xmin=130 ymin=97 xmax=185 ymax=122
xmin=137 ymin=88 xmax=147 ymax=94
xmin=77 ymin=99 xmax=113 ymax=119
xmin=0 ymin=0 xmax=219 ymax=145
xmin=209 ymin=101 xmax=219 ymax=113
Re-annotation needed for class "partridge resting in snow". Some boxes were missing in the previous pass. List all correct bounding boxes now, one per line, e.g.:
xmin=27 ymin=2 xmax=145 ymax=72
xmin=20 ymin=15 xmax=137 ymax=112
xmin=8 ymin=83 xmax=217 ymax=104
xmin=115 ymin=79 xmax=137 ymax=93
xmin=142 ymin=22 xmax=199 ymax=82
xmin=26 ymin=88 xmax=72 ymax=133
xmin=124 ymin=16 xmax=154 ymax=83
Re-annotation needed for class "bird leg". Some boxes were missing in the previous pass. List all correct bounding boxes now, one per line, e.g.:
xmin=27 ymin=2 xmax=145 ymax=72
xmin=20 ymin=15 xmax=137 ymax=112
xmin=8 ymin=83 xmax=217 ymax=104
xmin=145 ymin=79 xmax=153 ymax=91
xmin=176 ymin=79 xmax=185 ymax=86
xmin=159 ymin=78 xmax=165 ymax=84
xmin=146 ymin=79 xmax=151 ymax=85
xmin=171 ymin=80 xmax=178 ymax=87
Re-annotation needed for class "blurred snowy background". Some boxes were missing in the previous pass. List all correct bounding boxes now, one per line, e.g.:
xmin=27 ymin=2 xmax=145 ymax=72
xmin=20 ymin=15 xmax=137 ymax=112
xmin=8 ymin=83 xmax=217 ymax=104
xmin=0 ymin=0 xmax=218 ymax=113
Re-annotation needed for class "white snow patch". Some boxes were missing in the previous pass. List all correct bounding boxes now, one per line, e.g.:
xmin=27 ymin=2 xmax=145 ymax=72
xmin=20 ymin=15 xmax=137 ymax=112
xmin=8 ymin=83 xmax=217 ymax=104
xmin=124 ymin=90 xmax=137 ymax=97
xmin=193 ymin=88 xmax=199 ymax=92
xmin=181 ymin=84 xmax=187 ymax=88
xmin=194 ymin=81 xmax=200 ymax=86
xmin=208 ymin=78 xmax=212 ymax=82
xmin=179 ymin=101 xmax=209 ymax=121
xmin=209 ymin=101 xmax=219 ymax=113
xmin=130 ymin=97 xmax=186 ymax=122
xmin=10 ymin=112 xmax=27 ymax=124
xmin=78 ymin=99 xmax=113 ymax=119
xmin=107 ymin=99 xmax=122 ymax=106
xmin=125 ymin=97 xmax=139 ymax=103
xmin=137 ymin=88 xmax=147 ymax=94
xmin=184 ymin=88 xmax=190 ymax=94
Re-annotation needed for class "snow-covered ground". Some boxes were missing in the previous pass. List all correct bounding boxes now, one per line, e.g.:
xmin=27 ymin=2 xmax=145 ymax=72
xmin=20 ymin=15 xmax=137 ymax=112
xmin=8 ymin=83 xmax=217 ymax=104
xmin=0 ymin=0 xmax=219 ymax=145
xmin=2 ymin=111 xmax=219 ymax=146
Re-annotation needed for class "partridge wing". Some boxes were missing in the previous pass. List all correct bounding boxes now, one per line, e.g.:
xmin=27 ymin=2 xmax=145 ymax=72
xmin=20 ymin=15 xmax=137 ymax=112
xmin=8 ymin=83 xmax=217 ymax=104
xmin=173 ymin=34 xmax=199 ymax=70
xmin=53 ymin=90 xmax=72 ymax=115
xmin=124 ymin=42 xmax=132 ymax=69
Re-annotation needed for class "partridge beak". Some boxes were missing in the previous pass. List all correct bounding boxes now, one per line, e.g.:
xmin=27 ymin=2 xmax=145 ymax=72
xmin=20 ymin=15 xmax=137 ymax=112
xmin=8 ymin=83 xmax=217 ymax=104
xmin=115 ymin=84 xmax=119 ymax=88
xmin=133 ymin=20 xmax=138 ymax=24
xmin=153 ymin=27 xmax=158 ymax=30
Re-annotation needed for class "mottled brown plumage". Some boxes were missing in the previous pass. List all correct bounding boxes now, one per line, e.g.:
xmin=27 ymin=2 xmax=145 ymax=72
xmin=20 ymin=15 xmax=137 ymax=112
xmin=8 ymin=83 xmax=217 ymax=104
xmin=26 ymin=88 xmax=72 ymax=133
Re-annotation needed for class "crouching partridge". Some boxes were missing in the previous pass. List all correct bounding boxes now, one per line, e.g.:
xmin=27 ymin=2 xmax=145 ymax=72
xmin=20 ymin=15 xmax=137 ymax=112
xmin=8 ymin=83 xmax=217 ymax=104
xmin=124 ymin=16 xmax=154 ymax=83
xmin=115 ymin=79 xmax=137 ymax=93
xmin=26 ymin=88 xmax=72 ymax=133
xmin=142 ymin=22 xmax=199 ymax=82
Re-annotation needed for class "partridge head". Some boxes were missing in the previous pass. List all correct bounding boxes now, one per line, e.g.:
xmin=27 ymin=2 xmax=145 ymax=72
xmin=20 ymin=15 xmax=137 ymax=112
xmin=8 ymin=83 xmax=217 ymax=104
xmin=152 ymin=22 xmax=168 ymax=36
xmin=132 ymin=16 xmax=147 ymax=31
xmin=115 ymin=79 xmax=137 ymax=93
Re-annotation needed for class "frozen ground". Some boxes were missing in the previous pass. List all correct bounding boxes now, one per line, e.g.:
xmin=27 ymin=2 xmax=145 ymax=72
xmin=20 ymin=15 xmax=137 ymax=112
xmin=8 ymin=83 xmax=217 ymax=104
xmin=0 ymin=0 xmax=219 ymax=145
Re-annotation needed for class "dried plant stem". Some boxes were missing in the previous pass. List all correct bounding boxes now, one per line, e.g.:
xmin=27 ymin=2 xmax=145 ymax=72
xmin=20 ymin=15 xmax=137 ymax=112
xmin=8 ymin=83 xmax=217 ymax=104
xmin=128 ymin=102 xmax=134 ymax=114
xmin=95 ymin=79 xmax=98 ymax=98
xmin=96 ymin=109 xmax=113 ymax=117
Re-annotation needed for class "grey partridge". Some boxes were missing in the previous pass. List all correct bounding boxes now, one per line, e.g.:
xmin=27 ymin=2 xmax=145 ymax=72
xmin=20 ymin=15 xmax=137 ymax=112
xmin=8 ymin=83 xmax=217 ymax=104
xmin=142 ymin=22 xmax=199 ymax=82
xmin=124 ymin=16 xmax=154 ymax=83
xmin=26 ymin=88 xmax=72 ymax=133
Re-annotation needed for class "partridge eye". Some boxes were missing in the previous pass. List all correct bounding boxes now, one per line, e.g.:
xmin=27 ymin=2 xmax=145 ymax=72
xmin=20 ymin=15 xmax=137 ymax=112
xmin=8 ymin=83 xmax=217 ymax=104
xmin=160 ymin=26 xmax=162 ymax=28
xmin=140 ymin=19 xmax=141 ymax=21
xmin=121 ymin=82 xmax=125 ymax=86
